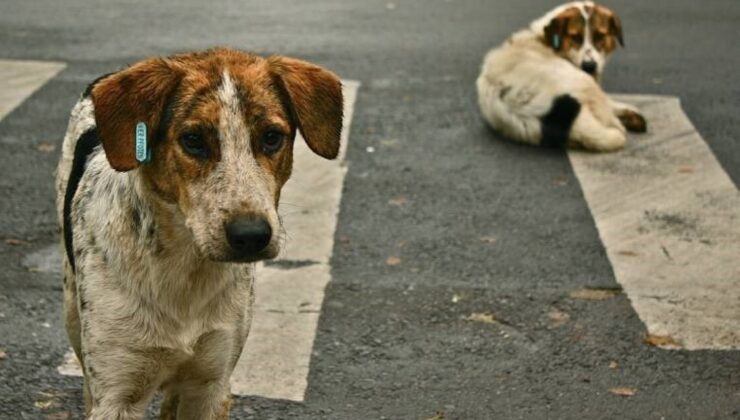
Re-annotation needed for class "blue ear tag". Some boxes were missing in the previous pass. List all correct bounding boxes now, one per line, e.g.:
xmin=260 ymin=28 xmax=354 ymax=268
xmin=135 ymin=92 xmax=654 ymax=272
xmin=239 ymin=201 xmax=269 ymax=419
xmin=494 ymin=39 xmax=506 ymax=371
xmin=552 ymin=34 xmax=561 ymax=49
xmin=135 ymin=122 xmax=151 ymax=164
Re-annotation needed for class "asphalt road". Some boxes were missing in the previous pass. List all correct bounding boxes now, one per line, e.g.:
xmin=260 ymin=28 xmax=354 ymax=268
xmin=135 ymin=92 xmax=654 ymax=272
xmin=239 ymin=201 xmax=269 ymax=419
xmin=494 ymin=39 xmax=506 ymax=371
xmin=0 ymin=0 xmax=739 ymax=419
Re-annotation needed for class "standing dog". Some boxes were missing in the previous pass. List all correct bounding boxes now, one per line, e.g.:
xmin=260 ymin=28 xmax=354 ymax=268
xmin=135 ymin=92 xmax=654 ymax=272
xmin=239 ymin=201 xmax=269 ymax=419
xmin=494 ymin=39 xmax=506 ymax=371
xmin=55 ymin=48 xmax=343 ymax=419
xmin=476 ymin=2 xmax=646 ymax=152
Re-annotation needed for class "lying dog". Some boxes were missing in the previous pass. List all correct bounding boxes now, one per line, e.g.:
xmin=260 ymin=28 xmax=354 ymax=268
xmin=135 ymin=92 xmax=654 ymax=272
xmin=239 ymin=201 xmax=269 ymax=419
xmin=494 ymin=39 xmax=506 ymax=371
xmin=476 ymin=1 xmax=646 ymax=152
xmin=55 ymin=48 xmax=343 ymax=419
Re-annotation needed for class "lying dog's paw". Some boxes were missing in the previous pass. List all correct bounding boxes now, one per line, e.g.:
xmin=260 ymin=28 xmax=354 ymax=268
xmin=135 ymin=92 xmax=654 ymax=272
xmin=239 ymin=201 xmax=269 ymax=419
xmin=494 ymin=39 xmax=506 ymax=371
xmin=619 ymin=110 xmax=647 ymax=133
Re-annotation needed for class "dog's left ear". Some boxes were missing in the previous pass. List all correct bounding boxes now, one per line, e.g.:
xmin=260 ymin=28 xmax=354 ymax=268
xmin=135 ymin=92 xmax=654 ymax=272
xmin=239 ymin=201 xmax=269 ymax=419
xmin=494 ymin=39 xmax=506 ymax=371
xmin=90 ymin=58 xmax=182 ymax=171
xmin=269 ymin=57 xmax=343 ymax=160
xmin=609 ymin=13 xmax=624 ymax=47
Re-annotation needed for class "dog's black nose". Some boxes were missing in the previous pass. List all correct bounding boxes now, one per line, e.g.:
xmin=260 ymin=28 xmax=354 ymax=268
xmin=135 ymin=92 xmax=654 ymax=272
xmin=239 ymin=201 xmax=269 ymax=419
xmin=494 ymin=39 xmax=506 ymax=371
xmin=225 ymin=216 xmax=272 ymax=258
xmin=581 ymin=61 xmax=598 ymax=75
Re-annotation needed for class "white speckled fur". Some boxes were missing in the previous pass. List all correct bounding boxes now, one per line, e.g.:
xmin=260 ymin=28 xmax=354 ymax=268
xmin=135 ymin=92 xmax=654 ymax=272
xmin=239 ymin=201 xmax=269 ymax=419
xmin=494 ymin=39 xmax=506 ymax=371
xmin=185 ymin=71 xmax=281 ymax=261
xmin=56 ymin=75 xmax=263 ymax=419
xmin=56 ymin=49 xmax=343 ymax=420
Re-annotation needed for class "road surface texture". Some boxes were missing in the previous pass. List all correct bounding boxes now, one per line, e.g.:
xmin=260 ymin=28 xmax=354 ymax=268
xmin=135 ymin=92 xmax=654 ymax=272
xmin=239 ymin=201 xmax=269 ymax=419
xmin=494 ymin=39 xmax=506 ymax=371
xmin=0 ymin=0 xmax=738 ymax=418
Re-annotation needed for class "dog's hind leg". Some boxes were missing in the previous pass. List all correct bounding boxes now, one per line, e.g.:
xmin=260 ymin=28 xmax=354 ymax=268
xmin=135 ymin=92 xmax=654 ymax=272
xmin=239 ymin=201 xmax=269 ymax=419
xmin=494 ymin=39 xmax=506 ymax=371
xmin=608 ymin=98 xmax=647 ymax=133
xmin=569 ymin=105 xmax=626 ymax=152
xmin=62 ymin=267 xmax=95 ymax=415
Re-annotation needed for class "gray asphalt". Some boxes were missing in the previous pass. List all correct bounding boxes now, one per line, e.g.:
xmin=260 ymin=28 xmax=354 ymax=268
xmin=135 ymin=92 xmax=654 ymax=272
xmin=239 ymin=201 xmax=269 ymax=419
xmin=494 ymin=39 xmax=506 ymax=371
xmin=1 ymin=0 xmax=739 ymax=419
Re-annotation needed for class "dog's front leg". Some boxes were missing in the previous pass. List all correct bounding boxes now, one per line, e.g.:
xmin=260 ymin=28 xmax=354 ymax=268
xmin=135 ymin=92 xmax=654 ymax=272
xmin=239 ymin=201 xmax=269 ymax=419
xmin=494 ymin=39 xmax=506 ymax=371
xmin=83 ymin=343 xmax=166 ymax=420
xmin=170 ymin=379 xmax=232 ymax=420
xmin=165 ymin=330 xmax=239 ymax=420
xmin=608 ymin=97 xmax=647 ymax=133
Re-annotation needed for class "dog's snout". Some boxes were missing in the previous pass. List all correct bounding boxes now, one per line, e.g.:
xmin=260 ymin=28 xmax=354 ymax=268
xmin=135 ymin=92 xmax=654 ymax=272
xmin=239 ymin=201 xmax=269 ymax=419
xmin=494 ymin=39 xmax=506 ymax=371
xmin=225 ymin=216 xmax=272 ymax=258
xmin=581 ymin=61 xmax=598 ymax=76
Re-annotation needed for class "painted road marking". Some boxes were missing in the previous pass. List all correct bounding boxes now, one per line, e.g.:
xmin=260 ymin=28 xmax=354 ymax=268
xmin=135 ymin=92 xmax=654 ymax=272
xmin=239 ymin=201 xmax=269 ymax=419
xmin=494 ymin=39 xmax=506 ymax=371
xmin=56 ymin=81 xmax=360 ymax=401
xmin=569 ymin=94 xmax=740 ymax=350
xmin=0 ymin=59 xmax=65 ymax=120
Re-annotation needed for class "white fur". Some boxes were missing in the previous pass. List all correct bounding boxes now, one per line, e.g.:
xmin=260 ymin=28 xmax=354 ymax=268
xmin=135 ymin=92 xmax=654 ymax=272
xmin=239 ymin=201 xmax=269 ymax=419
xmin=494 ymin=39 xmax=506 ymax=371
xmin=184 ymin=71 xmax=281 ymax=261
xmin=476 ymin=1 xmax=642 ymax=152
xmin=56 ymin=50 xmax=343 ymax=419
xmin=56 ymin=89 xmax=256 ymax=419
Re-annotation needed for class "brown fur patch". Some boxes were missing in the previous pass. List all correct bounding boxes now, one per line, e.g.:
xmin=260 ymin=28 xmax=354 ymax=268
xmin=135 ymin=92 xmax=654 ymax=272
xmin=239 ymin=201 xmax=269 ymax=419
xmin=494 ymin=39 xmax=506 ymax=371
xmin=268 ymin=56 xmax=344 ymax=159
xmin=618 ymin=109 xmax=647 ymax=133
xmin=119 ymin=50 xmax=300 ymax=214
xmin=591 ymin=5 xmax=624 ymax=52
xmin=91 ymin=59 xmax=182 ymax=171
xmin=544 ymin=7 xmax=586 ymax=53
xmin=543 ymin=4 xmax=624 ymax=55
xmin=90 ymin=48 xmax=343 ymax=250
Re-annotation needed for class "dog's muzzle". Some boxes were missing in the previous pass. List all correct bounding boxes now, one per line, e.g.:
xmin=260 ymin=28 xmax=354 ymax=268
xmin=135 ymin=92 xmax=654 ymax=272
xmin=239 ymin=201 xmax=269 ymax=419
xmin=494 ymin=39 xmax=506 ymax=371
xmin=224 ymin=215 xmax=272 ymax=260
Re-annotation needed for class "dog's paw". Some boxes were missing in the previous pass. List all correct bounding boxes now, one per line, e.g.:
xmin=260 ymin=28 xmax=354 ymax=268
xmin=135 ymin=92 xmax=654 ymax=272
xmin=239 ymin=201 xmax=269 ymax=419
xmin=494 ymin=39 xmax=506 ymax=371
xmin=619 ymin=110 xmax=647 ymax=133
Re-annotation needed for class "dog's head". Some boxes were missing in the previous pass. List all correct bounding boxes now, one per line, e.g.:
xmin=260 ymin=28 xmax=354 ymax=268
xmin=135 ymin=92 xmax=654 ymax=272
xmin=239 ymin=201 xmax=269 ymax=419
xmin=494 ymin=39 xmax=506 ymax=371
xmin=90 ymin=48 xmax=343 ymax=263
xmin=537 ymin=2 xmax=624 ymax=80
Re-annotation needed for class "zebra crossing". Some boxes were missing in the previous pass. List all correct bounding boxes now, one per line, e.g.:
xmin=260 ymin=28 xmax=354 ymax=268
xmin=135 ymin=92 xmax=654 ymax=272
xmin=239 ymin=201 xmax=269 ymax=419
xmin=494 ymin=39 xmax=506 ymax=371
xmin=569 ymin=94 xmax=740 ymax=350
xmin=1 ymin=59 xmax=738 ymax=409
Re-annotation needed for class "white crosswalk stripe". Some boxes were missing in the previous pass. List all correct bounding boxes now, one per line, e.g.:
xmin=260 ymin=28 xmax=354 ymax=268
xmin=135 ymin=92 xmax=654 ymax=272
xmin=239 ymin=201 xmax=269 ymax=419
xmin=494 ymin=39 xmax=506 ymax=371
xmin=569 ymin=94 xmax=740 ymax=350
xmin=0 ymin=59 xmax=65 ymax=120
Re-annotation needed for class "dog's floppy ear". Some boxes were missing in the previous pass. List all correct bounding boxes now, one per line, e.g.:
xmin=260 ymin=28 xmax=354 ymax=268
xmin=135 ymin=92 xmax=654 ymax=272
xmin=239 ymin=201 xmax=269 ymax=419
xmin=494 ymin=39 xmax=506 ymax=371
xmin=269 ymin=56 xmax=343 ymax=160
xmin=609 ymin=13 xmax=624 ymax=47
xmin=544 ymin=7 xmax=584 ymax=51
xmin=544 ymin=14 xmax=570 ymax=51
xmin=593 ymin=5 xmax=624 ymax=48
xmin=90 ymin=58 xmax=182 ymax=171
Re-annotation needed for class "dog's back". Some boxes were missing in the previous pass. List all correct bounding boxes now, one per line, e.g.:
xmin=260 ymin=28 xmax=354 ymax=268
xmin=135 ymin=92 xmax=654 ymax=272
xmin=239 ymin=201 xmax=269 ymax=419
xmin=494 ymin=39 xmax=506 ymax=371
xmin=476 ymin=2 xmax=641 ymax=152
xmin=56 ymin=96 xmax=99 ymax=275
xmin=55 ymin=97 xmax=96 ymax=230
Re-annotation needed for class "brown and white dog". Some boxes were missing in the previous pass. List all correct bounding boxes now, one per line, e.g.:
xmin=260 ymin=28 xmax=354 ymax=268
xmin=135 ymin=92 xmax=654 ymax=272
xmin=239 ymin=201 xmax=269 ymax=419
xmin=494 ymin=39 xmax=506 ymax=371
xmin=476 ymin=2 xmax=646 ymax=152
xmin=55 ymin=48 xmax=343 ymax=419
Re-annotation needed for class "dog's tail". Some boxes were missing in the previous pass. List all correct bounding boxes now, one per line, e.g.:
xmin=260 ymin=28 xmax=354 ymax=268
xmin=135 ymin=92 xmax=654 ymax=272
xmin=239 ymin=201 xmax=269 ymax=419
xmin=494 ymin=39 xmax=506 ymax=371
xmin=540 ymin=94 xmax=581 ymax=148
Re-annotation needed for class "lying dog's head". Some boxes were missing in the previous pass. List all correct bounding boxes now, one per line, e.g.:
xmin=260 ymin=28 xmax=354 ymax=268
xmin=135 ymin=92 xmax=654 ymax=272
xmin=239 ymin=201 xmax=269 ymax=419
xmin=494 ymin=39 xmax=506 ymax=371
xmin=90 ymin=48 xmax=343 ymax=263
xmin=537 ymin=2 xmax=624 ymax=80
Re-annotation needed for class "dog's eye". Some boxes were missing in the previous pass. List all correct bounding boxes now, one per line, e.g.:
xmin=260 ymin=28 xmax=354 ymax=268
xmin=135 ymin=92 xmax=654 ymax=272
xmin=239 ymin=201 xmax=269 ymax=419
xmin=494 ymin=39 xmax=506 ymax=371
xmin=180 ymin=133 xmax=209 ymax=158
xmin=261 ymin=129 xmax=285 ymax=154
xmin=572 ymin=34 xmax=584 ymax=44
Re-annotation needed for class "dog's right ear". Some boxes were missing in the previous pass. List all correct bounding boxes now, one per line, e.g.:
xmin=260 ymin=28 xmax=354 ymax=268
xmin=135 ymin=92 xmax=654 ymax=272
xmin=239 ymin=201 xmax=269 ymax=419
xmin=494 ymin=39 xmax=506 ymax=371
xmin=90 ymin=58 xmax=182 ymax=171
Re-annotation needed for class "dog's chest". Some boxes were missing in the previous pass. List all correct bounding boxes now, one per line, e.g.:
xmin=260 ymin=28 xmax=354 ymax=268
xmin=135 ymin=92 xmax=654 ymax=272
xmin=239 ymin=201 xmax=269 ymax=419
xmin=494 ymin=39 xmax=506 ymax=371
xmin=70 ymin=164 xmax=251 ymax=346
xmin=133 ymin=261 xmax=252 ymax=351
xmin=77 ymin=230 xmax=253 ymax=353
